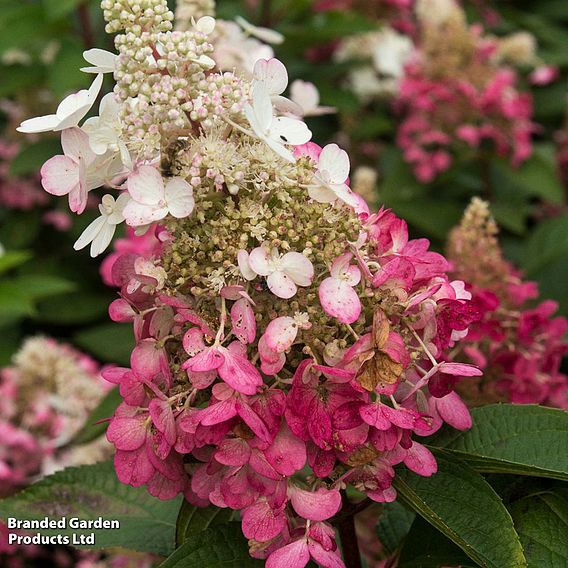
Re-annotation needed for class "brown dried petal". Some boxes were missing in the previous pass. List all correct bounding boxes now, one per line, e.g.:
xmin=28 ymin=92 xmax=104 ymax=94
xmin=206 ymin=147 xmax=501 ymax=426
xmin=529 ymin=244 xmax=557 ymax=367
xmin=372 ymin=308 xmax=390 ymax=350
xmin=356 ymin=352 xmax=403 ymax=392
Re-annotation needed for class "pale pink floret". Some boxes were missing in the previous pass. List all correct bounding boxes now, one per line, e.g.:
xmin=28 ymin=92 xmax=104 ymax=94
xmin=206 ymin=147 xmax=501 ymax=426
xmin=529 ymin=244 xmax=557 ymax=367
xmin=123 ymin=166 xmax=195 ymax=227
xmin=263 ymin=315 xmax=312 ymax=353
xmin=319 ymin=253 xmax=362 ymax=324
xmin=40 ymin=127 xmax=96 ymax=214
xmin=230 ymin=298 xmax=257 ymax=344
xmin=248 ymin=247 xmax=314 ymax=299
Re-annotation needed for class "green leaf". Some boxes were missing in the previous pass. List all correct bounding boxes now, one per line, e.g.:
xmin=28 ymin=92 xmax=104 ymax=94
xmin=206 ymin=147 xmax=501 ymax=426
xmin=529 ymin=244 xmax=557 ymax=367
xmin=398 ymin=515 xmax=478 ymax=568
xmin=160 ymin=523 xmax=262 ymax=568
xmin=12 ymin=274 xmax=76 ymax=300
xmin=72 ymin=388 xmax=122 ymax=445
xmin=375 ymin=501 xmax=415 ymax=557
xmin=522 ymin=215 xmax=568 ymax=275
xmin=74 ymin=323 xmax=135 ymax=365
xmin=510 ymin=491 xmax=568 ymax=567
xmin=0 ymin=251 xmax=32 ymax=274
xmin=42 ymin=0 xmax=83 ymax=21
xmin=429 ymin=404 xmax=568 ymax=481
xmin=37 ymin=292 xmax=110 ymax=324
xmin=0 ymin=282 xmax=35 ymax=319
xmin=394 ymin=454 xmax=526 ymax=568
xmin=491 ymin=147 xmax=565 ymax=205
xmin=9 ymin=139 xmax=62 ymax=177
xmin=0 ymin=461 xmax=182 ymax=556
xmin=176 ymin=501 xmax=234 ymax=547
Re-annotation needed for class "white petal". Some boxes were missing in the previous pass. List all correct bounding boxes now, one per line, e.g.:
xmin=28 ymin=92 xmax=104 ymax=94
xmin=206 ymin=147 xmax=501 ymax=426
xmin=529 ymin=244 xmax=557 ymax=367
xmin=253 ymin=58 xmax=288 ymax=96
xmin=308 ymin=183 xmax=337 ymax=204
xmin=264 ymin=136 xmax=296 ymax=163
xmin=123 ymin=201 xmax=168 ymax=226
xmin=235 ymin=16 xmax=284 ymax=45
xmin=165 ymin=177 xmax=195 ymax=218
xmin=195 ymin=16 xmax=216 ymax=34
xmin=290 ymin=80 xmax=319 ymax=112
xmin=248 ymin=247 xmax=272 ymax=276
xmin=251 ymin=83 xmax=274 ymax=132
xmin=61 ymin=127 xmax=96 ymax=164
xmin=270 ymin=117 xmax=311 ymax=145
xmin=81 ymin=49 xmax=117 ymax=73
xmin=127 ymin=166 xmax=164 ymax=206
xmin=319 ymin=144 xmax=349 ymax=184
xmin=73 ymin=215 xmax=106 ymax=251
xmin=90 ymin=220 xmax=116 ymax=257
xmin=272 ymin=95 xmax=303 ymax=117
xmin=281 ymin=252 xmax=314 ymax=286
xmin=16 ymin=114 xmax=59 ymax=134
xmin=237 ymin=250 xmax=257 ymax=281
xmin=98 ymin=92 xmax=120 ymax=123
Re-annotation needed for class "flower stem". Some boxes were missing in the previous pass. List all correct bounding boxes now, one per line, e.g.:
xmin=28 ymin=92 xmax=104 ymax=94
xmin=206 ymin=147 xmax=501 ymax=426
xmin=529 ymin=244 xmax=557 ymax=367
xmin=77 ymin=2 xmax=94 ymax=48
xmin=337 ymin=512 xmax=362 ymax=568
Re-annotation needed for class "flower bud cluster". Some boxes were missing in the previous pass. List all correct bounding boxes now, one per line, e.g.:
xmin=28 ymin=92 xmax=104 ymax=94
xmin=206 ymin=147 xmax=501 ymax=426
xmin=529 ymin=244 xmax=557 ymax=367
xmin=101 ymin=0 xmax=174 ymax=34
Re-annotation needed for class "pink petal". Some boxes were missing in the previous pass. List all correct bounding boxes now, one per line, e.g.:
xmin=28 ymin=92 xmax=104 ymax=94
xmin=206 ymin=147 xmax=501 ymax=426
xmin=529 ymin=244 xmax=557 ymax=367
xmin=237 ymin=401 xmax=272 ymax=443
xmin=435 ymin=391 xmax=472 ymax=430
xmin=114 ymin=447 xmax=154 ymax=487
xmin=319 ymin=278 xmax=361 ymax=324
xmin=264 ymin=316 xmax=299 ymax=353
xmin=381 ymin=405 xmax=417 ymax=429
xmin=106 ymin=415 xmax=147 ymax=451
xmin=289 ymin=486 xmax=342 ymax=521
xmin=149 ymin=399 xmax=176 ymax=446
xmin=131 ymin=340 xmax=162 ymax=380
xmin=215 ymin=438 xmax=251 ymax=466
xmin=359 ymin=404 xmax=392 ymax=430
xmin=231 ymin=298 xmax=256 ymax=344
xmin=182 ymin=328 xmax=206 ymax=356
xmin=268 ymin=271 xmax=297 ymax=299
xmin=308 ymin=541 xmax=346 ymax=568
xmin=248 ymin=247 xmax=271 ymax=276
xmin=40 ymin=155 xmax=79 ymax=196
xmin=200 ymin=398 xmax=238 ymax=426
xmin=218 ymin=348 xmax=263 ymax=395
xmin=281 ymin=252 xmax=314 ymax=287
xmin=108 ymin=298 xmax=136 ymax=322
xmin=403 ymin=442 xmax=437 ymax=477
xmin=185 ymin=346 xmax=224 ymax=372
xmin=266 ymin=539 xmax=310 ymax=568
xmin=264 ymin=422 xmax=307 ymax=475
xmin=439 ymin=362 xmax=482 ymax=377
xmin=242 ymin=500 xmax=287 ymax=542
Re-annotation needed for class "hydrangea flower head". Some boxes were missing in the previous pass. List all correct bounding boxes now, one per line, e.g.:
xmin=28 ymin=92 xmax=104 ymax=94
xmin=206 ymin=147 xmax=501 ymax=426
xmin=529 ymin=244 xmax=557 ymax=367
xmin=18 ymin=1 xmax=482 ymax=564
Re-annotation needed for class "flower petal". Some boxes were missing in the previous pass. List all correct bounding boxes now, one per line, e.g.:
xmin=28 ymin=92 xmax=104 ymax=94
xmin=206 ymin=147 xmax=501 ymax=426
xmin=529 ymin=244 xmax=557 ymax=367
xmin=127 ymin=166 xmax=164 ymax=206
xmin=267 ymin=271 xmax=297 ymax=299
xmin=319 ymin=144 xmax=349 ymax=184
xmin=165 ymin=177 xmax=195 ymax=218
xmin=319 ymin=277 xmax=361 ymax=324
xmin=281 ymin=252 xmax=314 ymax=287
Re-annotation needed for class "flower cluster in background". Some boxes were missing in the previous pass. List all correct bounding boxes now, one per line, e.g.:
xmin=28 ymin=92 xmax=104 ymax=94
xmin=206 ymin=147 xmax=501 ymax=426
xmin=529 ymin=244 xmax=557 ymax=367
xmin=0 ymin=337 xmax=108 ymax=495
xmin=395 ymin=0 xmax=536 ymax=182
xmin=15 ymin=1 xmax=486 ymax=564
xmin=447 ymin=198 xmax=568 ymax=409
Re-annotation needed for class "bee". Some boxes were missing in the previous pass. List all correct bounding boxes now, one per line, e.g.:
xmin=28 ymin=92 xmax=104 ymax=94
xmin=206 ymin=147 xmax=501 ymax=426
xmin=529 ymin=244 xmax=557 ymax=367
xmin=161 ymin=137 xmax=191 ymax=177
